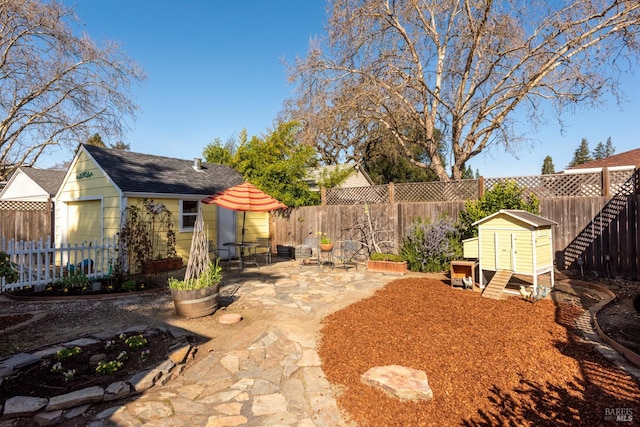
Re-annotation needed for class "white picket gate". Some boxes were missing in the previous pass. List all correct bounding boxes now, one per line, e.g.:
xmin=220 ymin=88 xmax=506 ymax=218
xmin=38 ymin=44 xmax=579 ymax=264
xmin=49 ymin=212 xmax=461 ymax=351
xmin=0 ymin=237 xmax=118 ymax=292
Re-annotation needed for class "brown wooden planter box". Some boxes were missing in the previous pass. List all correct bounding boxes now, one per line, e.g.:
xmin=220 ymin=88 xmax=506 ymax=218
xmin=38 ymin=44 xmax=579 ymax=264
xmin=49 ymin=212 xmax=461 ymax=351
xmin=143 ymin=257 xmax=183 ymax=274
xmin=366 ymin=260 xmax=408 ymax=275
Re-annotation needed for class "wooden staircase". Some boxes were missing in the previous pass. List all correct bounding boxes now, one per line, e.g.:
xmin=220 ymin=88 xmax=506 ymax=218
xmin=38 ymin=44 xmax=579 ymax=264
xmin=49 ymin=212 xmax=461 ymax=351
xmin=481 ymin=270 xmax=513 ymax=299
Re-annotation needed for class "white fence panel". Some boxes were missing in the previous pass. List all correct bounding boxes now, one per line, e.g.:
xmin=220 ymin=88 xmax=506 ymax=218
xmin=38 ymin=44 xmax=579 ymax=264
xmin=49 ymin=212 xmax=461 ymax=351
xmin=0 ymin=237 xmax=118 ymax=292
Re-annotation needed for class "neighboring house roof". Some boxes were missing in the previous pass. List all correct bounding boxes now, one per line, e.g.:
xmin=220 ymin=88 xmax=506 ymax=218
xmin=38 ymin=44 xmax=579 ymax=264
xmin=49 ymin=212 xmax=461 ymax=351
xmin=566 ymin=148 xmax=640 ymax=171
xmin=472 ymin=209 xmax=557 ymax=228
xmin=82 ymin=144 xmax=244 ymax=197
xmin=0 ymin=166 xmax=66 ymax=201
xmin=307 ymin=163 xmax=374 ymax=190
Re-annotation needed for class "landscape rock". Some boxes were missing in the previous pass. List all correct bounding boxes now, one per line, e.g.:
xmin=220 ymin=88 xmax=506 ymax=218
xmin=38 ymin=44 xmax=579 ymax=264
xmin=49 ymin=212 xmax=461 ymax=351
xmin=129 ymin=369 xmax=161 ymax=392
xmin=33 ymin=409 xmax=62 ymax=426
xmin=1 ymin=352 xmax=40 ymax=370
xmin=104 ymin=381 xmax=131 ymax=401
xmin=361 ymin=365 xmax=433 ymax=402
xmin=63 ymin=403 xmax=91 ymax=419
xmin=62 ymin=338 xmax=100 ymax=347
xmin=46 ymin=386 xmax=104 ymax=411
xmin=2 ymin=396 xmax=48 ymax=418
xmin=168 ymin=343 xmax=191 ymax=364
xmin=219 ymin=313 xmax=242 ymax=324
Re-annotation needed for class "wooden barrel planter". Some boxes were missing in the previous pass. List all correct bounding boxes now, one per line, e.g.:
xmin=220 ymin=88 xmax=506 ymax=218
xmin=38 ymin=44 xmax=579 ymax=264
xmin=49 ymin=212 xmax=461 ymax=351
xmin=170 ymin=286 xmax=218 ymax=318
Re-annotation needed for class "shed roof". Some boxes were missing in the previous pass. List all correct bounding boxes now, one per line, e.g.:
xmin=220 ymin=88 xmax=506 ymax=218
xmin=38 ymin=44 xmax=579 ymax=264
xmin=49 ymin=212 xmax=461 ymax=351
xmin=472 ymin=209 xmax=557 ymax=228
xmin=82 ymin=144 xmax=244 ymax=196
xmin=19 ymin=167 xmax=66 ymax=197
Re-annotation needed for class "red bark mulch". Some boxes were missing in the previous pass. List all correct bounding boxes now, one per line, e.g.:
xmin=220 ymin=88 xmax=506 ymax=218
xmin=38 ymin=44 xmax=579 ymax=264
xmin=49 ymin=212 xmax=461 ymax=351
xmin=319 ymin=278 xmax=640 ymax=426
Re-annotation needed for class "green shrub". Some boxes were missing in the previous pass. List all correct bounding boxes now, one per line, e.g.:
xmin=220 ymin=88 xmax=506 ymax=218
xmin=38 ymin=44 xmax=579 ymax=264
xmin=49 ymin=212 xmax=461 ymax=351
xmin=121 ymin=280 xmax=137 ymax=291
xmin=458 ymin=180 xmax=539 ymax=240
xmin=400 ymin=216 xmax=462 ymax=272
xmin=369 ymin=253 xmax=403 ymax=262
xmin=0 ymin=252 xmax=18 ymax=284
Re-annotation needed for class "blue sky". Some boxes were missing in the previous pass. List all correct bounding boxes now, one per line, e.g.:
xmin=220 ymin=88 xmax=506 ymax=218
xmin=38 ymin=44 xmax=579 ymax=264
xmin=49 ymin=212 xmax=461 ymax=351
xmin=41 ymin=1 xmax=639 ymax=178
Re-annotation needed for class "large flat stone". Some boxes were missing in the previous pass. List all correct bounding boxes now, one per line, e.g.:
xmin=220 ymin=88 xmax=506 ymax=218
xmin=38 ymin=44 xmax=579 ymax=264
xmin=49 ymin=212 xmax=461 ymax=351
xmin=2 ymin=396 xmax=48 ymax=418
xmin=46 ymin=386 xmax=104 ymax=411
xmin=1 ymin=352 xmax=40 ymax=370
xmin=361 ymin=365 xmax=433 ymax=402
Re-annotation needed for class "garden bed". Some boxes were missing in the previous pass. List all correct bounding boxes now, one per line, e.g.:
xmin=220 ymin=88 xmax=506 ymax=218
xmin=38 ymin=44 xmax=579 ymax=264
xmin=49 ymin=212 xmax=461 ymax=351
xmin=0 ymin=330 xmax=174 ymax=402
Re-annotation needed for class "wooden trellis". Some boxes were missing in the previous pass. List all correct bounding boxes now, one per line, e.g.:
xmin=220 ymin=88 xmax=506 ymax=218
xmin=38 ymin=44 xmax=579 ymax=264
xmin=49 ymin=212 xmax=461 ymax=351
xmin=184 ymin=203 xmax=210 ymax=282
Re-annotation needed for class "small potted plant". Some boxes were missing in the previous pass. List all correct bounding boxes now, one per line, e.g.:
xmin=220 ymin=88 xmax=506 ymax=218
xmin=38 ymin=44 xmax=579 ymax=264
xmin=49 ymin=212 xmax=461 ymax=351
xmin=168 ymin=259 xmax=222 ymax=318
xmin=318 ymin=232 xmax=333 ymax=251
xmin=366 ymin=252 xmax=408 ymax=274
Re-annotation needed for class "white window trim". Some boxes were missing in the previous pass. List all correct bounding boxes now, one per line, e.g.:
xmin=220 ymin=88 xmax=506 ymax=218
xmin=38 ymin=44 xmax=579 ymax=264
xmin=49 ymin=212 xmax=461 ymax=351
xmin=179 ymin=199 xmax=199 ymax=232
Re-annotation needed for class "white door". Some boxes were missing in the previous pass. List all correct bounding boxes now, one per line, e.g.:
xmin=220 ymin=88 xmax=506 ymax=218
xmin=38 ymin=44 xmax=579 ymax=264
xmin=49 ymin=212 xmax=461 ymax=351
xmin=217 ymin=207 xmax=236 ymax=260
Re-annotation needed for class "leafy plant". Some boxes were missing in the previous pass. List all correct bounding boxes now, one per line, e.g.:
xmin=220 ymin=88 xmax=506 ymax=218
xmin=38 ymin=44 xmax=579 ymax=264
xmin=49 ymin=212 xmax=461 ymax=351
xmin=0 ymin=251 xmax=18 ymax=284
xmin=55 ymin=346 xmax=81 ymax=361
xmin=95 ymin=360 xmax=123 ymax=375
xmin=168 ymin=259 xmax=222 ymax=291
xmin=56 ymin=271 xmax=90 ymax=290
xmin=400 ymin=217 xmax=462 ymax=272
xmin=121 ymin=280 xmax=137 ymax=292
xmin=457 ymin=180 xmax=539 ymax=240
xmin=317 ymin=232 xmax=331 ymax=244
xmin=369 ymin=253 xmax=403 ymax=262
xmin=124 ymin=334 xmax=147 ymax=349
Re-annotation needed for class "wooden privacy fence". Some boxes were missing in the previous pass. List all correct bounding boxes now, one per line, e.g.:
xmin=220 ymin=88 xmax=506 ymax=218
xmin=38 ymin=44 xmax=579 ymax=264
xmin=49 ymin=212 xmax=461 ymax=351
xmin=0 ymin=200 xmax=52 ymax=242
xmin=0 ymin=237 xmax=117 ymax=292
xmin=273 ymin=170 xmax=640 ymax=279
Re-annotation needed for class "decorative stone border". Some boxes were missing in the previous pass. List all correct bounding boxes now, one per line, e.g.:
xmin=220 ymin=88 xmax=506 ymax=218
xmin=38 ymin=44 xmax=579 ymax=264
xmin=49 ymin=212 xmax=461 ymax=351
xmin=3 ymin=286 xmax=167 ymax=302
xmin=0 ymin=325 xmax=196 ymax=425
xmin=561 ymin=279 xmax=640 ymax=369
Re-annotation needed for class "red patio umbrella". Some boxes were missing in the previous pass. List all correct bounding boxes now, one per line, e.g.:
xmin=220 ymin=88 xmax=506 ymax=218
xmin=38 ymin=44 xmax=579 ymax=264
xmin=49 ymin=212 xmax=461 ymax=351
xmin=201 ymin=181 xmax=286 ymax=244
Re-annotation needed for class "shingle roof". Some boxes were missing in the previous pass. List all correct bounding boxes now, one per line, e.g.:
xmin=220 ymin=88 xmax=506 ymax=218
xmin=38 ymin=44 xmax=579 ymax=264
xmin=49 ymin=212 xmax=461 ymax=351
xmin=83 ymin=144 xmax=244 ymax=196
xmin=19 ymin=167 xmax=66 ymax=197
xmin=473 ymin=209 xmax=557 ymax=227
xmin=567 ymin=148 xmax=640 ymax=170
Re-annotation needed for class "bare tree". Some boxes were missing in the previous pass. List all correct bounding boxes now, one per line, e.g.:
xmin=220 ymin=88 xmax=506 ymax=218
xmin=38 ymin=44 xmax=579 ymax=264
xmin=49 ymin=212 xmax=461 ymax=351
xmin=287 ymin=0 xmax=640 ymax=181
xmin=0 ymin=0 xmax=145 ymax=179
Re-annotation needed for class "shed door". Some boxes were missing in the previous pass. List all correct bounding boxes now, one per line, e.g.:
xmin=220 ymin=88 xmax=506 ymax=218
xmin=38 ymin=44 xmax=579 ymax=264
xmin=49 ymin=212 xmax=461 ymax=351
xmin=67 ymin=200 xmax=101 ymax=246
xmin=495 ymin=233 xmax=515 ymax=270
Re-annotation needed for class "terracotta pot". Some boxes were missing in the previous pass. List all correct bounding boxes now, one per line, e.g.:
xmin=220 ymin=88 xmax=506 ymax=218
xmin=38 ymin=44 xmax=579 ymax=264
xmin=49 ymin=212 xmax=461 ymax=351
xmin=320 ymin=243 xmax=334 ymax=251
xmin=170 ymin=286 xmax=218 ymax=318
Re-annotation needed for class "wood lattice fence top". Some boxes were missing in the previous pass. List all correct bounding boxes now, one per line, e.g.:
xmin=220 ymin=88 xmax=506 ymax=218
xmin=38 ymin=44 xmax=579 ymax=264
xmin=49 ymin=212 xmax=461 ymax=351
xmin=324 ymin=168 xmax=638 ymax=205
xmin=0 ymin=200 xmax=49 ymax=211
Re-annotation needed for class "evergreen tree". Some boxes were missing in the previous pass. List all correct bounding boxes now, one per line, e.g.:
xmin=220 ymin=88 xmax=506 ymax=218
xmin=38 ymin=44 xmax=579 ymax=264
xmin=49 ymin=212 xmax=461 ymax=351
xmin=461 ymin=164 xmax=474 ymax=179
xmin=541 ymin=156 xmax=555 ymax=174
xmin=592 ymin=137 xmax=615 ymax=160
xmin=568 ymin=138 xmax=593 ymax=167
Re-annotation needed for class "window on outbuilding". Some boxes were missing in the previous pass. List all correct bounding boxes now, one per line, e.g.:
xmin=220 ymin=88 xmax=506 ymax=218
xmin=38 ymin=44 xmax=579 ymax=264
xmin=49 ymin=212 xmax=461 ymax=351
xmin=180 ymin=200 xmax=198 ymax=231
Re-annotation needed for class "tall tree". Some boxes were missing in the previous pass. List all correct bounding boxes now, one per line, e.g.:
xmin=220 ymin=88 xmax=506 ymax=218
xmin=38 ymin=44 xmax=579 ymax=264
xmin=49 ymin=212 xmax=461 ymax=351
xmin=592 ymin=137 xmax=616 ymax=159
xmin=568 ymin=139 xmax=593 ymax=167
xmin=541 ymin=156 xmax=555 ymax=174
xmin=0 ymin=0 xmax=145 ymax=180
xmin=286 ymin=0 xmax=640 ymax=181
xmin=203 ymin=121 xmax=321 ymax=207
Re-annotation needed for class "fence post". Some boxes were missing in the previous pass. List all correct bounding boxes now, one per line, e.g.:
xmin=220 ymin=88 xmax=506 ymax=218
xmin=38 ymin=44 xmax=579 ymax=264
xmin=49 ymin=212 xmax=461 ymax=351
xmin=602 ymin=167 xmax=610 ymax=198
xmin=389 ymin=182 xmax=395 ymax=204
xmin=478 ymin=176 xmax=484 ymax=198
xmin=321 ymin=187 xmax=326 ymax=206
